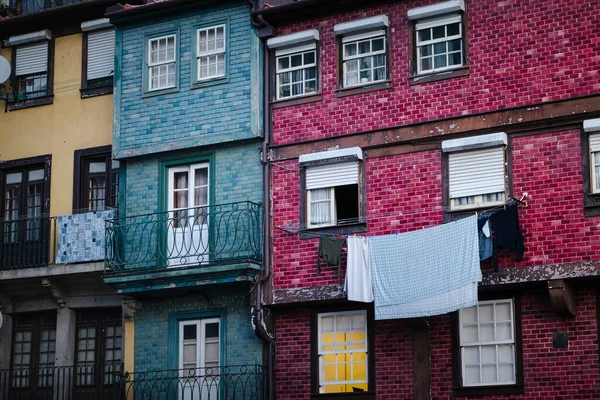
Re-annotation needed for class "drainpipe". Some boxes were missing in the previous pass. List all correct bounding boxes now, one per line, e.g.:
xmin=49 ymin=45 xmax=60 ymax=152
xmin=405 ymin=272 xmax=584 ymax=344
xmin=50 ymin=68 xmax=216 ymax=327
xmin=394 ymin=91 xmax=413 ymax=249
xmin=248 ymin=4 xmax=276 ymax=400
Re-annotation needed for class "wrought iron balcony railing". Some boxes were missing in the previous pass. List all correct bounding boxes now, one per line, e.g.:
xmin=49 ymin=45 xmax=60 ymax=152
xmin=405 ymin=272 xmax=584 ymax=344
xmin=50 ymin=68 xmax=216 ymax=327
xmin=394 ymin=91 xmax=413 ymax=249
xmin=105 ymin=201 xmax=262 ymax=275
xmin=114 ymin=365 xmax=267 ymax=400
xmin=0 ymin=215 xmax=56 ymax=270
xmin=0 ymin=363 xmax=122 ymax=400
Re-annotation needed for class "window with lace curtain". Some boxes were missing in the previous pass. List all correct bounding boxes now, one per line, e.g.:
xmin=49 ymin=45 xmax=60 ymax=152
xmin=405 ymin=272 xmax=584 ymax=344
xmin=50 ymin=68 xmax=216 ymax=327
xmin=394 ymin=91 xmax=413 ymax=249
xmin=299 ymin=147 xmax=364 ymax=231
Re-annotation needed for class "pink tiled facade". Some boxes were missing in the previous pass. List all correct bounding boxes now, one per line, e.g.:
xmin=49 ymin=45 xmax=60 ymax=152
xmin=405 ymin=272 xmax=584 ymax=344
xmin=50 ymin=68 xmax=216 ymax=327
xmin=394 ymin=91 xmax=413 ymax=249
xmin=265 ymin=0 xmax=600 ymax=398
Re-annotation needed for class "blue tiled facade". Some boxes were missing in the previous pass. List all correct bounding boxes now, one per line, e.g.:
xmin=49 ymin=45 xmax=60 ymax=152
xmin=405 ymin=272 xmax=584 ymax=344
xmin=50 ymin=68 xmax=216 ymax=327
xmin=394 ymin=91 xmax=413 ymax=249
xmin=111 ymin=0 xmax=264 ymax=374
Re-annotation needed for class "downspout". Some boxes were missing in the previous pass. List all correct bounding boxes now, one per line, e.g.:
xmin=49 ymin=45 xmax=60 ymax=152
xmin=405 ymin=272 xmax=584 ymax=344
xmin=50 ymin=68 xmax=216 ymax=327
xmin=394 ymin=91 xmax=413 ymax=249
xmin=248 ymin=4 xmax=276 ymax=400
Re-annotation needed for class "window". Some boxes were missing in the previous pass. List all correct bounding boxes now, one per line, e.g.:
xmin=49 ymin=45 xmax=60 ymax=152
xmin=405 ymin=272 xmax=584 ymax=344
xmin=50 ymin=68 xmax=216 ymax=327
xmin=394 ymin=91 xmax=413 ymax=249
xmin=300 ymin=147 xmax=363 ymax=230
xmin=442 ymin=133 xmax=508 ymax=211
xmin=167 ymin=163 xmax=210 ymax=266
xmin=407 ymin=0 xmax=468 ymax=83
xmin=268 ymin=29 xmax=320 ymax=102
xmin=147 ymin=34 xmax=176 ymax=91
xmin=342 ymin=32 xmax=386 ymax=88
xmin=314 ymin=310 xmax=371 ymax=394
xmin=179 ymin=318 xmax=221 ymax=399
xmin=74 ymin=309 xmax=122 ymax=396
xmin=83 ymin=28 xmax=115 ymax=92
xmin=74 ymin=147 xmax=119 ymax=212
xmin=454 ymin=298 xmax=524 ymax=395
xmin=10 ymin=313 xmax=56 ymax=391
xmin=14 ymin=41 xmax=50 ymax=100
xmin=415 ymin=15 xmax=463 ymax=74
xmin=334 ymin=16 xmax=390 ymax=89
xmin=582 ymin=119 xmax=600 ymax=216
xmin=196 ymin=25 xmax=226 ymax=81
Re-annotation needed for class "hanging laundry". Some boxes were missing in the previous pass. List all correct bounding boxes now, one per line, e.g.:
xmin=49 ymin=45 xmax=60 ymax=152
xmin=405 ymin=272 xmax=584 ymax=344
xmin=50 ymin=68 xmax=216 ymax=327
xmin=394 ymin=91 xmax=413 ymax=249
xmin=490 ymin=203 xmax=525 ymax=272
xmin=317 ymin=236 xmax=346 ymax=276
xmin=369 ymin=216 xmax=481 ymax=320
xmin=478 ymin=217 xmax=493 ymax=261
xmin=344 ymin=236 xmax=373 ymax=303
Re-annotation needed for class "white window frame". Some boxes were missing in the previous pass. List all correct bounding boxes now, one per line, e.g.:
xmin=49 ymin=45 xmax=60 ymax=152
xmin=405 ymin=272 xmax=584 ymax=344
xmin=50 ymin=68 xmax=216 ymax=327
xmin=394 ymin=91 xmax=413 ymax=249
xmin=317 ymin=310 xmax=368 ymax=393
xmin=341 ymin=30 xmax=387 ymax=88
xmin=196 ymin=24 xmax=226 ymax=81
xmin=178 ymin=318 xmax=221 ymax=371
xmin=275 ymin=43 xmax=318 ymax=100
xmin=415 ymin=14 xmax=463 ymax=75
xmin=147 ymin=34 xmax=177 ymax=91
xmin=307 ymin=187 xmax=336 ymax=228
xmin=590 ymin=134 xmax=600 ymax=194
xmin=459 ymin=299 xmax=517 ymax=387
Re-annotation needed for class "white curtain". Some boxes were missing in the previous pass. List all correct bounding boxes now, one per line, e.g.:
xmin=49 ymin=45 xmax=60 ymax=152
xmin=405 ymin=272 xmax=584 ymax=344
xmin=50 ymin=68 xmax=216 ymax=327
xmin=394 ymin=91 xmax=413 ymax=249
xmin=310 ymin=188 xmax=333 ymax=225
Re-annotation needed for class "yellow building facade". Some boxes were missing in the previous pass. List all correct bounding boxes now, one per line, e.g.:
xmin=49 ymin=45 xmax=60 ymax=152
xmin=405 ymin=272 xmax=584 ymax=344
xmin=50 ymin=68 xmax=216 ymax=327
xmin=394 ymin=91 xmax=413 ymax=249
xmin=0 ymin=2 xmax=133 ymax=396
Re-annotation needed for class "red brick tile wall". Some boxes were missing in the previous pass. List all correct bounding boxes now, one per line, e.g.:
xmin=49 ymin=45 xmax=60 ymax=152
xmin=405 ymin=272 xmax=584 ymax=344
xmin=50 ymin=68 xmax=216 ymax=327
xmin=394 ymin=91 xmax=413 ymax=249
xmin=271 ymin=0 xmax=600 ymax=146
xmin=272 ymin=130 xmax=600 ymax=290
xmin=274 ymin=288 xmax=600 ymax=399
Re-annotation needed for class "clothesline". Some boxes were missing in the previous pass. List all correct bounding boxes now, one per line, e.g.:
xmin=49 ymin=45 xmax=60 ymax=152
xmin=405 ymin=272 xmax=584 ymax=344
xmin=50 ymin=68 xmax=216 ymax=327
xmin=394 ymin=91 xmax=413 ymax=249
xmin=277 ymin=198 xmax=528 ymax=239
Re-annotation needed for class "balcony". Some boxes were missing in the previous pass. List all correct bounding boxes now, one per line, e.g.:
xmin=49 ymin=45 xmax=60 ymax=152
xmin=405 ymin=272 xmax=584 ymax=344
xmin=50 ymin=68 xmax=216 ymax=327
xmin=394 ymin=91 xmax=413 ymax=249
xmin=104 ymin=201 xmax=262 ymax=292
xmin=115 ymin=365 xmax=267 ymax=400
xmin=0 ymin=210 xmax=114 ymax=271
xmin=0 ymin=364 xmax=122 ymax=400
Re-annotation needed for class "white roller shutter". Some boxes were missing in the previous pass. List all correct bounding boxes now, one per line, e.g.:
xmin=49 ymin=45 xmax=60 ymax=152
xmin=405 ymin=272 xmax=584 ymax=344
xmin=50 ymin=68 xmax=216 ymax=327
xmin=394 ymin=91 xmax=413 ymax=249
xmin=87 ymin=29 xmax=115 ymax=80
xmin=590 ymin=134 xmax=600 ymax=153
xmin=15 ymin=42 xmax=48 ymax=76
xmin=449 ymin=147 xmax=505 ymax=198
xmin=306 ymin=162 xmax=359 ymax=190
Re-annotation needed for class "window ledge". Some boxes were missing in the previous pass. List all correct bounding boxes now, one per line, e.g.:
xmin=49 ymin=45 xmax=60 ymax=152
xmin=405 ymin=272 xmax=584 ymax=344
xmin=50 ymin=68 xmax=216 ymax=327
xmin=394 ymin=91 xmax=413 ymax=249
xmin=8 ymin=95 xmax=54 ymax=111
xmin=409 ymin=66 xmax=470 ymax=85
xmin=311 ymin=392 xmax=375 ymax=400
xmin=453 ymin=384 xmax=524 ymax=397
xmin=80 ymin=85 xmax=113 ymax=99
xmin=299 ymin=222 xmax=367 ymax=239
xmin=191 ymin=76 xmax=229 ymax=90
xmin=142 ymin=86 xmax=179 ymax=98
xmin=336 ymin=80 xmax=391 ymax=98
xmin=583 ymin=194 xmax=600 ymax=217
xmin=272 ymin=93 xmax=322 ymax=109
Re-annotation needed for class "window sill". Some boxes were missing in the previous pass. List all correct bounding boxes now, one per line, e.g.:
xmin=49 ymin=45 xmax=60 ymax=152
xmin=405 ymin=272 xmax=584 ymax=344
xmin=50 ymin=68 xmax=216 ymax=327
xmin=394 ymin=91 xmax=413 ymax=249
xmin=191 ymin=76 xmax=229 ymax=90
xmin=299 ymin=222 xmax=367 ymax=239
xmin=453 ymin=384 xmax=524 ymax=397
xmin=80 ymin=85 xmax=113 ymax=99
xmin=583 ymin=194 xmax=600 ymax=217
xmin=8 ymin=95 xmax=54 ymax=111
xmin=142 ymin=86 xmax=179 ymax=98
xmin=311 ymin=392 xmax=375 ymax=400
xmin=409 ymin=66 xmax=470 ymax=85
xmin=336 ymin=80 xmax=391 ymax=98
xmin=271 ymin=93 xmax=322 ymax=109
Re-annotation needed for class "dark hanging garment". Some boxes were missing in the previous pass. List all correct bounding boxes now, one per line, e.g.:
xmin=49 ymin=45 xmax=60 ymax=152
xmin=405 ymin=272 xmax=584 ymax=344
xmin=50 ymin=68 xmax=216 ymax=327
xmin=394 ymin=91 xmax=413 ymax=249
xmin=478 ymin=217 xmax=493 ymax=261
xmin=317 ymin=237 xmax=346 ymax=278
xmin=490 ymin=204 xmax=525 ymax=271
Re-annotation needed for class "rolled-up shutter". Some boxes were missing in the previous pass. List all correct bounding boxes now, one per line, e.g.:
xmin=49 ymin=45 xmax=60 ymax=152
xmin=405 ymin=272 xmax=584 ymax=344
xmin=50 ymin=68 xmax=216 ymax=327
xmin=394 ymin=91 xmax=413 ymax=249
xmin=590 ymin=134 xmax=600 ymax=153
xmin=449 ymin=147 xmax=505 ymax=198
xmin=306 ymin=162 xmax=359 ymax=190
xmin=87 ymin=29 xmax=115 ymax=80
xmin=15 ymin=42 xmax=48 ymax=76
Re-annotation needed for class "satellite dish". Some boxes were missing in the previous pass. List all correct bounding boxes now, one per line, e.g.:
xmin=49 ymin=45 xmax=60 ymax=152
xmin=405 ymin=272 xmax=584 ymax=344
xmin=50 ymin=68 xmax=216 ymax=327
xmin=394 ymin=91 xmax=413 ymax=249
xmin=0 ymin=56 xmax=11 ymax=85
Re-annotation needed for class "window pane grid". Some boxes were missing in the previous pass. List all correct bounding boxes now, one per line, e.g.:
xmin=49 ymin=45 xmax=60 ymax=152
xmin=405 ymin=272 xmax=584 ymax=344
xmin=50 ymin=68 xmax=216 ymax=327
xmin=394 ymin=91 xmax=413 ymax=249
xmin=16 ymin=73 xmax=48 ymax=98
xmin=276 ymin=49 xmax=317 ymax=99
xmin=318 ymin=311 xmax=367 ymax=393
xmin=592 ymin=151 xmax=600 ymax=192
xmin=197 ymin=26 xmax=226 ymax=80
xmin=148 ymin=35 xmax=176 ymax=91
xmin=460 ymin=300 xmax=516 ymax=387
xmin=76 ymin=326 xmax=96 ymax=386
xmin=416 ymin=21 xmax=462 ymax=74
xmin=343 ymin=35 xmax=386 ymax=87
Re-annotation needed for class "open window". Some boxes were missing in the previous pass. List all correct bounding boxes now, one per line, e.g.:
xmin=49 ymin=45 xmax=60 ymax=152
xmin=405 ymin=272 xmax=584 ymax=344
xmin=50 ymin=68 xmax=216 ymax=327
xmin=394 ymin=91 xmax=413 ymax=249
xmin=299 ymin=147 xmax=365 ymax=234
xmin=74 ymin=146 xmax=119 ymax=213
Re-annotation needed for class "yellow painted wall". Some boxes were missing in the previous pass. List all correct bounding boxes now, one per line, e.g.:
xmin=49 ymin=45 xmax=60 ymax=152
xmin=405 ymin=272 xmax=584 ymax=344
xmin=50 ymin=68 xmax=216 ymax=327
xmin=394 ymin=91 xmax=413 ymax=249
xmin=0 ymin=33 xmax=113 ymax=217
